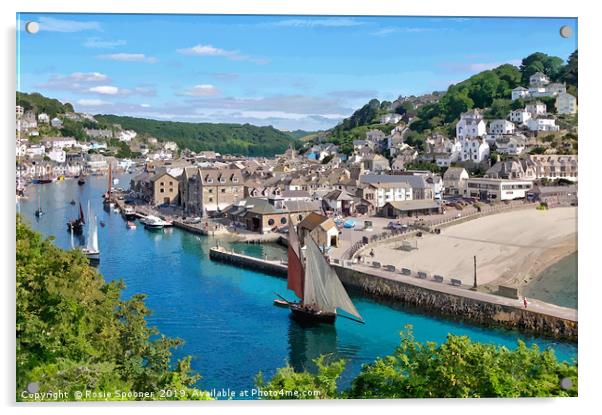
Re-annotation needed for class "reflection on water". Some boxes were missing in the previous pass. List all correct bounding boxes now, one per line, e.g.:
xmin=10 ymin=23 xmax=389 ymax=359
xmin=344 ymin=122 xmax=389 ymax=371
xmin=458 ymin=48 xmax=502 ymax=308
xmin=16 ymin=175 xmax=578 ymax=398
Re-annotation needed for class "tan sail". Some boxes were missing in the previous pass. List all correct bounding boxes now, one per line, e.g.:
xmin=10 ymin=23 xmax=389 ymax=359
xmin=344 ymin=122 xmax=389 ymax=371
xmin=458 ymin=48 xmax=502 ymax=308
xmin=303 ymin=237 xmax=362 ymax=320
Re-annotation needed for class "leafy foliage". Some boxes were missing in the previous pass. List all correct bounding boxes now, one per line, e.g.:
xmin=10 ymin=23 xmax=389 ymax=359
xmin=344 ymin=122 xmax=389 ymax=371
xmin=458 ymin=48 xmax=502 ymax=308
xmin=257 ymin=326 xmax=577 ymax=399
xmin=16 ymin=217 xmax=210 ymax=401
xmin=255 ymin=355 xmax=346 ymax=400
xmin=520 ymin=52 xmax=565 ymax=84
xmin=94 ymin=114 xmax=294 ymax=157
xmin=17 ymin=92 xmax=73 ymax=118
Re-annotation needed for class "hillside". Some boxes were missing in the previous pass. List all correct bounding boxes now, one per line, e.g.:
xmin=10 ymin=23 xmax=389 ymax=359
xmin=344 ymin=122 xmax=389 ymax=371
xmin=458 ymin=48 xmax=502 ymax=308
xmin=322 ymin=50 xmax=578 ymax=154
xmin=93 ymin=115 xmax=296 ymax=157
xmin=17 ymin=91 xmax=74 ymax=118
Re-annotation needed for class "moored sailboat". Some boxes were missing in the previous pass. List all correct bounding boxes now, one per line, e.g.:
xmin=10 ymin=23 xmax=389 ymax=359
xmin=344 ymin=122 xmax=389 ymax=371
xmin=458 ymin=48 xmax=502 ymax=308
xmin=284 ymin=218 xmax=363 ymax=325
xmin=67 ymin=202 xmax=85 ymax=235
xmin=81 ymin=201 xmax=100 ymax=262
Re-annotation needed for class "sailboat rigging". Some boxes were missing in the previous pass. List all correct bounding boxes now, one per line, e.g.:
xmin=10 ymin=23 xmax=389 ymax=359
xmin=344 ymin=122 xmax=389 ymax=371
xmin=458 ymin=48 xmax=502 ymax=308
xmin=282 ymin=217 xmax=363 ymax=325
xmin=67 ymin=202 xmax=85 ymax=235
xmin=34 ymin=189 xmax=44 ymax=217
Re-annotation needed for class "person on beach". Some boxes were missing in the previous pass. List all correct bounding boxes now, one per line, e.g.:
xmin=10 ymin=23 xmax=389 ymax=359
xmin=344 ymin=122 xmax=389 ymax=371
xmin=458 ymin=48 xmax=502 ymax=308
xmin=523 ymin=297 xmax=528 ymax=308
xmin=370 ymin=249 xmax=375 ymax=258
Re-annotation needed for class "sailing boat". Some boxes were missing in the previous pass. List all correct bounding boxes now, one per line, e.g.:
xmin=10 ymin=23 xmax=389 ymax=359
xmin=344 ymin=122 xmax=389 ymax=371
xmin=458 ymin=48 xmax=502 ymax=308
xmin=34 ymin=189 xmax=44 ymax=217
xmin=81 ymin=201 xmax=100 ymax=262
xmin=67 ymin=202 xmax=85 ymax=235
xmin=102 ymin=164 xmax=114 ymax=208
xmin=285 ymin=218 xmax=363 ymax=324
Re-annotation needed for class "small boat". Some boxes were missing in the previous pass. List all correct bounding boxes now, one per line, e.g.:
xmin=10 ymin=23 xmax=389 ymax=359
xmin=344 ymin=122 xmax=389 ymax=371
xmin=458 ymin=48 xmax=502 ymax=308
xmin=81 ymin=201 xmax=100 ymax=262
xmin=141 ymin=215 xmax=168 ymax=230
xmin=126 ymin=221 xmax=137 ymax=230
xmin=70 ymin=199 xmax=76 ymax=205
xmin=343 ymin=219 xmax=356 ymax=229
xmin=100 ymin=221 xmax=106 ymax=228
xmin=284 ymin=217 xmax=363 ymax=325
xmin=273 ymin=299 xmax=289 ymax=308
xmin=67 ymin=203 xmax=85 ymax=235
xmin=77 ymin=174 xmax=86 ymax=186
xmin=123 ymin=206 xmax=137 ymax=220
xmin=34 ymin=190 xmax=44 ymax=217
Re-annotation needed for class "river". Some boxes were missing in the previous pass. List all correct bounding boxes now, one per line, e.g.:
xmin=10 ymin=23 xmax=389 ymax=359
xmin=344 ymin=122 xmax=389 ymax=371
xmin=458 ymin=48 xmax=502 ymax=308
xmin=16 ymin=174 xmax=577 ymax=398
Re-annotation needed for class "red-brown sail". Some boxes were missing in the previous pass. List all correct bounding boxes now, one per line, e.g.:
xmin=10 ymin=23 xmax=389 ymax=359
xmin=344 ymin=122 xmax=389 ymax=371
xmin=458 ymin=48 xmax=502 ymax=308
xmin=287 ymin=217 xmax=304 ymax=300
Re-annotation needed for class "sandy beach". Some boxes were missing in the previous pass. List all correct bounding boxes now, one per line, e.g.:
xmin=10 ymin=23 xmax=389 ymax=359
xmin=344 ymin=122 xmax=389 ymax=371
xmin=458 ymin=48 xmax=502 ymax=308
xmin=370 ymin=207 xmax=577 ymax=294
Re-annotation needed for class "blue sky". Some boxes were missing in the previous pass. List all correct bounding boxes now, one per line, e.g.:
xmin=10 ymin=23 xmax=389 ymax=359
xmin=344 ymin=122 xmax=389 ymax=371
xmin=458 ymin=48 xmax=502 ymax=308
xmin=16 ymin=13 xmax=577 ymax=131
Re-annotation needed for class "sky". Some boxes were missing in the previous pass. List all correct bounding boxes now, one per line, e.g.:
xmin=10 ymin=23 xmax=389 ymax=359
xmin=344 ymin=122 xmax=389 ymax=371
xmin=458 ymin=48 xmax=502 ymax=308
xmin=16 ymin=14 xmax=577 ymax=131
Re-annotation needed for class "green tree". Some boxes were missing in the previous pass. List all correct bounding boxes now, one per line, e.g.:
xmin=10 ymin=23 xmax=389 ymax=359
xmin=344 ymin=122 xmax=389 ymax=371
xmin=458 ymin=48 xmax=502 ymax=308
xmin=16 ymin=217 xmax=210 ymax=401
xmin=257 ymin=326 xmax=577 ymax=399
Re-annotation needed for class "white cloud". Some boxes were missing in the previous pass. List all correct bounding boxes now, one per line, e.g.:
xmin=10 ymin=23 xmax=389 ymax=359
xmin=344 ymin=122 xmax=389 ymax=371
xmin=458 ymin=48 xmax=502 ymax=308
xmin=34 ymin=16 xmax=101 ymax=32
xmin=77 ymin=99 xmax=112 ymax=106
xmin=273 ymin=18 xmax=363 ymax=28
xmin=441 ymin=59 xmax=521 ymax=73
xmin=36 ymin=72 xmax=111 ymax=91
xmin=177 ymin=44 xmax=268 ymax=64
xmin=83 ymin=37 xmax=127 ymax=49
xmin=98 ymin=53 xmax=157 ymax=63
xmin=181 ymin=84 xmax=220 ymax=96
xmin=89 ymin=85 xmax=119 ymax=95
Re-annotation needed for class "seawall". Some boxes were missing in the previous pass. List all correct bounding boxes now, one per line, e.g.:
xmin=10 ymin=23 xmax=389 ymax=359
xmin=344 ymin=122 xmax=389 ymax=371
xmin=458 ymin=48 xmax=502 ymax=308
xmin=208 ymin=247 xmax=577 ymax=341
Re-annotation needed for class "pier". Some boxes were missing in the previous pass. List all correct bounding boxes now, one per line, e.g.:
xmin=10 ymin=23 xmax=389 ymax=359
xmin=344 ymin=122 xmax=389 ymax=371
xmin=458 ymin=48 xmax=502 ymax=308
xmin=208 ymin=246 xmax=577 ymax=341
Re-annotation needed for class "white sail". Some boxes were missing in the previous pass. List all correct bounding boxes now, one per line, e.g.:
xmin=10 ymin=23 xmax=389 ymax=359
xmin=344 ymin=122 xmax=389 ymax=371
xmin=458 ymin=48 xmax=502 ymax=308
xmin=70 ymin=226 xmax=75 ymax=250
xmin=86 ymin=204 xmax=99 ymax=253
xmin=303 ymin=237 xmax=362 ymax=320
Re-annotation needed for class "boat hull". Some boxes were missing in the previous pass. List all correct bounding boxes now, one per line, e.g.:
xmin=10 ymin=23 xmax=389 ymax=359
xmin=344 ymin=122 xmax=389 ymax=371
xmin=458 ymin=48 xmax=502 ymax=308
xmin=289 ymin=303 xmax=336 ymax=324
xmin=67 ymin=220 xmax=84 ymax=235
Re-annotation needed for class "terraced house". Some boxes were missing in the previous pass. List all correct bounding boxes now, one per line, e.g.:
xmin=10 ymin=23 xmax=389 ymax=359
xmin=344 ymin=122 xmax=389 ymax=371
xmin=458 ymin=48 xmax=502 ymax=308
xmin=180 ymin=168 xmax=244 ymax=216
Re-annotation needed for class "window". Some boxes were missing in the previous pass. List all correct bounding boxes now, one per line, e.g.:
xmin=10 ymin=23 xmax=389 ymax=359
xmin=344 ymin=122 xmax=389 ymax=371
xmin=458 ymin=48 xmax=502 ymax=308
xmin=221 ymin=188 xmax=226 ymax=193
xmin=208 ymin=189 xmax=213 ymax=193
xmin=169 ymin=188 xmax=173 ymax=193
xmin=280 ymin=217 xmax=287 ymax=224
xmin=298 ymin=214 xmax=303 ymax=221
xmin=160 ymin=189 xmax=164 ymax=193
xmin=169 ymin=181 xmax=173 ymax=185
xmin=209 ymin=197 xmax=213 ymax=202
xmin=268 ymin=218 xmax=275 ymax=226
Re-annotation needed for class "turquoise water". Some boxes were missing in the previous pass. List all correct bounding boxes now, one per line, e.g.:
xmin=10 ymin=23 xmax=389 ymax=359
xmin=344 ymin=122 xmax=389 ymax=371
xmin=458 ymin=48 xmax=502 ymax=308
xmin=17 ymin=175 xmax=577 ymax=398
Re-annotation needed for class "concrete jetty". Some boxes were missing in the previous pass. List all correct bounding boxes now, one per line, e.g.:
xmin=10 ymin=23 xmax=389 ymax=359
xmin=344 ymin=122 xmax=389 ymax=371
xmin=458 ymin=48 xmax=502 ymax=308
xmin=208 ymin=246 xmax=577 ymax=341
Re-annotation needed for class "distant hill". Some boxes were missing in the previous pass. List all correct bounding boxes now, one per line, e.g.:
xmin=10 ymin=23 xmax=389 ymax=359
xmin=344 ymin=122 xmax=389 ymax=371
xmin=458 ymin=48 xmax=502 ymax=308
xmin=94 ymin=114 xmax=294 ymax=157
xmin=17 ymin=92 xmax=74 ymax=118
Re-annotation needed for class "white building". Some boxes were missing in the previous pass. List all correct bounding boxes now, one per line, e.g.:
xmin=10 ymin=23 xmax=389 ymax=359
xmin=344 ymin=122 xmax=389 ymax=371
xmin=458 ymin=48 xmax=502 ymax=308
xmin=529 ymin=72 xmax=550 ymax=87
xmin=525 ymin=102 xmax=547 ymax=117
xmin=16 ymin=105 xmax=24 ymax=117
xmin=38 ymin=113 xmax=50 ymax=124
xmin=464 ymin=178 xmax=533 ymax=201
xmin=368 ymin=182 xmax=413 ymax=208
xmin=163 ymin=141 xmax=179 ymax=152
xmin=495 ymin=135 xmax=526 ymax=155
xmin=527 ymin=118 xmax=560 ymax=132
xmin=556 ymin=92 xmax=577 ymax=115
xmin=42 ymin=136 xmax=77 ymax=150
xmin=511 ymin=86 xmax=529 ymax=101
xmin=26 ymin=145 xmax=45 ymax=158
xmin=380 ymin=113 xmax=403 ymax=124
xmin=488 ymin=119 xmax=516 ymax=135
xmin=460 ymin=137 xmax=490 ymax=163
xmin=50 ymin=117 xmax=63 ymax=128
xmin=443 ymin=167 xmax=469 ymax=195
xmin=456 ymin=109 xmax=487 ymax=140
xmin=118 ymin=129 xmax=138 ymax=142
xmin=47 ymin=149 xmax=66 ymax=163
xmin=509 ymin=109 xmax=532 ymax=125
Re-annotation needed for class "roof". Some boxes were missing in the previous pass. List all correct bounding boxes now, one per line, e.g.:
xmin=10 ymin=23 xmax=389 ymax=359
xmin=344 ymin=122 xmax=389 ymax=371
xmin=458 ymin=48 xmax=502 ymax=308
xmin=298 ymin=212 xmax=328 ymax=232
xmin=150 ymin=171 xmax=178 ymax=182
xmin=384 ymin=200 xmax=440 ymax=211
xmin=199 ymin=168 xmax=243 ymax=185
xmin=443 ymin=167 xmax=468 ymax=180
xmin=324 ymin=189 xmax=355 ymax=201
xmin=360 ymin=174 xmax=429 ymax=189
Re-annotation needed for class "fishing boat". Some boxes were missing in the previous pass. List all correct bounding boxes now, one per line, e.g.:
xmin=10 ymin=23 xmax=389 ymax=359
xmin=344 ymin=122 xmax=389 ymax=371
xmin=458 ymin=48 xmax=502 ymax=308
xmin=141 ymin=215 xmax=168 ymax=230
xmin=81 ymin=202 xmax=100 ymax=262
xmin=67 ymin=203 xmax=85 ymax=235
xmin=273 ymin=299 xmax=289 ymax=308
xmin=126 ymin=221 xmax=137 ymax=230
xmin=283 ymin=218 xmax=363 ymax=325
xmin=77 ymin=173 xmax=86 ymax=186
